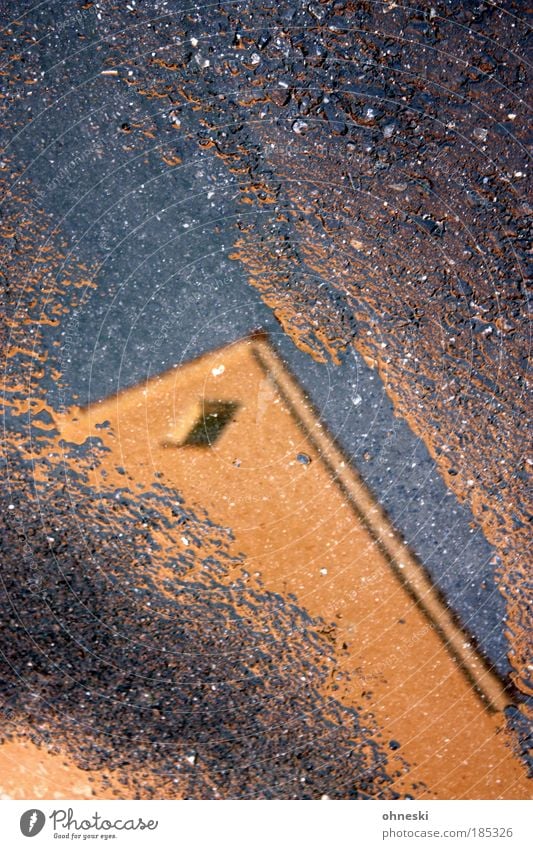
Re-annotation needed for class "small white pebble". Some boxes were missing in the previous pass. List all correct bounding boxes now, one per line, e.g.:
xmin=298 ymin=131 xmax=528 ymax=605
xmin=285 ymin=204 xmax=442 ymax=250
xmin=292 ymin=119 xmax=308 ymax=135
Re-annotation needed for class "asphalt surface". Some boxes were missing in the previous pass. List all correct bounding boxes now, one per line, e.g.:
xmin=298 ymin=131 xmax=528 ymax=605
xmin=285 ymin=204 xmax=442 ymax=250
xmin=1 ymin=0 xmax=531 ymax=792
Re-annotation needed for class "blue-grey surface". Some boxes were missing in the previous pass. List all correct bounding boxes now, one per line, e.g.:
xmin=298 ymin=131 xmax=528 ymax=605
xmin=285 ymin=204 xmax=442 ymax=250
xmin=4 ymin=7 xmax=507 ymax=677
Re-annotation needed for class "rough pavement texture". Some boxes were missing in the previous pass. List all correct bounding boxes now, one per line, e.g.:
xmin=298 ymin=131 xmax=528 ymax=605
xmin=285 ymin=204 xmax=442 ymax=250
xmin=103 ymin=0 xmax=532 ymax=720
xmin=1 ymin=0 xmax=531 ymax=787
xmin=2 ymin=455 xmax=408 ymax=800
xmin=0 ymin=206 xmax=411 ymax=799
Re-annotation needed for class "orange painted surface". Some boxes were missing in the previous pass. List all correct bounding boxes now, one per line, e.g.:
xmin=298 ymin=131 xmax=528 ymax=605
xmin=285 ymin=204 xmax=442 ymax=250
xmin=53 ymin=336 xmax=528 ymax=800
xmin=0 ymin=741 xmax=116 ymax=800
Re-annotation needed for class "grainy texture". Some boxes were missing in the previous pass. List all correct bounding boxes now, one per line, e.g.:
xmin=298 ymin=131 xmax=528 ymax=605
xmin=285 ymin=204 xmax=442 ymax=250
xmin=1 ymin=0 xmax=531 ymax=787
xmin=97 ymin=0 xmax=532 ymax=720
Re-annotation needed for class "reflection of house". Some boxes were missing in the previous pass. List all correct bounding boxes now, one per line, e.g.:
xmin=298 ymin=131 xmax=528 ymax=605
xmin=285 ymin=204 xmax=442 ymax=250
xmin=5 ymin=333 xmax=525 ymax=799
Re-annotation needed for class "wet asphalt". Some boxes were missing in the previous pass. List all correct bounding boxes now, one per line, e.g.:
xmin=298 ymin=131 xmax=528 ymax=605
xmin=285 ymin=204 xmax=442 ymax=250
xmin=1 ymin=0 xmax=512 ymax=677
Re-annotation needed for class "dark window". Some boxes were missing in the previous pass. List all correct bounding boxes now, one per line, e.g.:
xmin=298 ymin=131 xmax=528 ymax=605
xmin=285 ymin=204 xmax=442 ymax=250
xmin=180 ymin=400 xmax=240 ymax=447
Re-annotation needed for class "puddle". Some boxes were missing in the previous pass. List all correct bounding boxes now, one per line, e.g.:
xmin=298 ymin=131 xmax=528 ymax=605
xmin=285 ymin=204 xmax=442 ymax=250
xmin=1 ymin=0 xmax=530 ymax=799
xmin=55 ymin=335 xmax=530 ymax=800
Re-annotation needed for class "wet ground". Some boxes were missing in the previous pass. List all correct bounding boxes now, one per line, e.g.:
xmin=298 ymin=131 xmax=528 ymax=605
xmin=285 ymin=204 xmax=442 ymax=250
xmin=1 ymin=0 xmax=531 ymax=797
